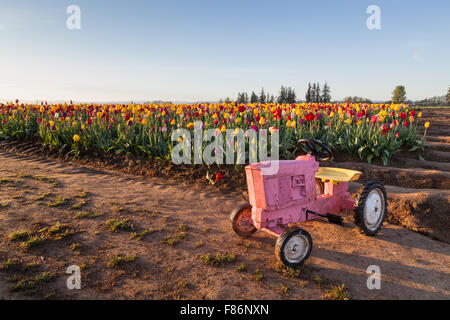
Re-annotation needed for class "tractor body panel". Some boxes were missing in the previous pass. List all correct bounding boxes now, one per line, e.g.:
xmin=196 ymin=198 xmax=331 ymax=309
xmin=245 ymin=154 xmax=356 ymax=235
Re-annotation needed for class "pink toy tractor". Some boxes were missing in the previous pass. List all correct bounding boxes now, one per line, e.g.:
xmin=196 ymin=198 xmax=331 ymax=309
xmin=230 ymin=139 xmax=387 ymax=268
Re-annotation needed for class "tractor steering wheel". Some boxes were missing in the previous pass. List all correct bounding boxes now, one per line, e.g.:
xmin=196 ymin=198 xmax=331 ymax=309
xmin=297 ymin=139 xmax=334 ymax=162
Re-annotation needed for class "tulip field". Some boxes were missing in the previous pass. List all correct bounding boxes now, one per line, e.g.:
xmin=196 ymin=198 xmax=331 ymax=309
xmin=0 ymin=101 xmax=428 ymax=166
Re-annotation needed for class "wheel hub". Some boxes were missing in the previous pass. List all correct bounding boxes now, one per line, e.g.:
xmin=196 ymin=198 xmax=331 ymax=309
xmin=284 ymin=235 xmax=309 ymax=263
xmin=364 ymin=189 xmax=384 ymax=230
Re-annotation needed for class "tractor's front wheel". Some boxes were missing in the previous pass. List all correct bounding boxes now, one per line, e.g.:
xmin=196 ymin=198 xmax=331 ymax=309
xmin=275 ymin=227 xmax=313 ymax=269
xmin=230 ymin=203 xmax=257 ymax=237
xmin=354 ymin=181 xmax=387 ymax=236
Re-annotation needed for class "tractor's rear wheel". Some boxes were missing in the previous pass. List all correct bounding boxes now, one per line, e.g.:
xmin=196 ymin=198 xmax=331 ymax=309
xmin=275 ymin=227 xmax=312 ymax=269
xmin=230 ymin=203 xmax=257 ymax=237
xmin=354 ymin=181 xmax=387 ymax=236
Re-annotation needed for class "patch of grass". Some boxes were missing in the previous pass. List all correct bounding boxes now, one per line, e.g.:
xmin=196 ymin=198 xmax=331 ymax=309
xmin=274 ymin=262 xmax=301 ymax=279
xmin=9 ymin=272 xmax=56 ymax=294
xmin=47 ymin=195 xmax=67 ymax=207
xmin=130 ymin=229 xmax=157 ymax=240
xmin=74 ymin=211 xmax=104 ymax=219
xmin=10 ymin=223 xmax=78 ymax=250
xmin=200 ymin=252 xmax=236 ymax=266
xmin=9 ymin=231 xmax=31 ymax=241
xmin=0 ymin=202 xmax=11 ymax=208
xmin=105 ymin=219 xmax=136 ymax=232
xmin=322 ymin=284 xmax=350 ymax=300
xmin=70 ymin=242 xmax=82 ymax=251
xmin=195 ymin=240 xmax=204 ymax=248
xmin=34 ymin=192 xmax=51 ymax=201
xmin=0 ymin=178 xmax=14 ymax=186
xmin=107 ymin=254 xmax=136 ymax=267
xmin=113 ymin=206 xmax=124 ymax=213
xmin=71 ymin=200 xmax=88 ymax=210
xmin=163 ymin=231 xmax=187 ymax=246
xmin=235 ymin=263 xmax=246 ymax=272
xmin=0 ymin=259 xmax=21 ymax=271
xmin=17 ymin=173 xmax=58 ymax=187
xmin=313 ymin=275 xmax=327 ymax=288
xmin=254 ymin=269 xmax=264 ymax=281
xmin=75 ymin=189 xmax=89 ymax=198
xmin=280 ymin=284 xmax=289 ymax=294
xmin=18 ymin=236 xmax=46 ymax=250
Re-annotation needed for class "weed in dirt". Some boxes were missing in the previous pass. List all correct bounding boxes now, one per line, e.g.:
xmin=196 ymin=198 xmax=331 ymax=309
xmin=74 ymin=211 xmax=104 ymax=219
xmin=178 ymin=223 xmax=187 ymax=232
xmin=9 ymin=231 xmax=31 ymax=241
xmin=280 ymin=284 xmax=289 ymax=295
xmin=130 ymin=229 xmax=157 ymax=240
xmin=34 ymin=192 xmax=51 ymax=201
xmin=19 ymin=236 xmax=46 ymax=250
xmin=75 ymin=189 xmax=89 ymax=198
xmin=113 ymin=206 xmax=125 ymax=213
xmin=274 ymin=262 xmax=301 ymax=279
xmin=0 ymin=259 xmax=21 ymax=271
xmin=178 ymin=280 xmax=189 ymax=288
xmin=322 ymin=284 xmax=350 ymax=300
xmin=235 ymin=263 xmax=246 ymax=272
xmin=16 ymin=173 xmax=58 ymax=187
xmin=195 ymin=240 xmax=204 ymax=248
xmin=71 ymin=200 xmax=88 ymax=210
xmin=10 ymin=223 xmax=78 ymax=250
xmin=70 ymin=242 xmax=82 ymax=251
xmin=202 ymin=227 xmax=210 ymax=233
xmin=47 ymin=195 xmax=67 ymax=207
xmin=254 ymin=269 xmax=264 ymax=281
xmin=313 ymin=275 xmax=327 ymax=288
xmin=0 ymin=177 xmax=11 ymax=184
xmin=0 ymin=202 xmax=11 ymax=208
xmin=9 ymin=272 xmax=56 ymax=295
xmin=105 ymin=219 xmax=136 ymax=232
xmin=163 ymin=231 xmax=187 ymax=246
xmin=200 ymin=252 xmax=236 ymax=266
xmin=108 ymin=254 xmax=136 ymax=267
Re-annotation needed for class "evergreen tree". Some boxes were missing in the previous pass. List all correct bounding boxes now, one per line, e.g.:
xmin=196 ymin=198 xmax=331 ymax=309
xmin=305 ymin=83 xmax=312 ymax=102
xmin=277 ymin=86 xmax=287 ymax=103
xmin=392 ymin=85 xmax=407 ymax=103
xmin=259 ymin=88 xmax=266 ymax=104
xmin=286 ymin=87 xmax=296 ymax=103
xmin=269 ymin=95 xmax=275 ymax=103
xmin=315 ymin=82 xmax=321 ymax=102
xmin=250 ymin=91 xmax=259 ymax=103
xmin=321 ymin=82 xmax=331 ymax=103
xmin=311 ymin=84 xmax=316 ymax=102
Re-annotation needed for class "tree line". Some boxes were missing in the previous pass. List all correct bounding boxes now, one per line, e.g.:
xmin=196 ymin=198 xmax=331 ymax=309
xmin=224 ymin=82 xmax=332 ymax=104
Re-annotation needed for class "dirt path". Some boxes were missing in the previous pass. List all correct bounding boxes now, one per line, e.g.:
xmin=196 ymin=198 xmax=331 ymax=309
xmin=0 ymin=151 xmax=449 ymax=300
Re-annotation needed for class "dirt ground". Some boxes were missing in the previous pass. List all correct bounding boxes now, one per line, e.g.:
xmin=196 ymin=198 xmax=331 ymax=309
xmin=0 ymin=151 xmax=449 ymax=300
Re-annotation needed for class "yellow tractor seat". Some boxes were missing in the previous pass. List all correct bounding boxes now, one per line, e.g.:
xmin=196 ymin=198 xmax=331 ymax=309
xmin=315 ymin=167 xmax=362 ymax=183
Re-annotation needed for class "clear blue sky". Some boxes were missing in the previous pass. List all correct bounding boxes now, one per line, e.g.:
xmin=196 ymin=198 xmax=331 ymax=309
xmin=0 ymin=0 xmax=449 ymax=102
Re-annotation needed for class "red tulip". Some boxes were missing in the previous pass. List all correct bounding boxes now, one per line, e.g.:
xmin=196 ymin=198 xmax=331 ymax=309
xmin=215 ymin=172 xmax=224 ymax=183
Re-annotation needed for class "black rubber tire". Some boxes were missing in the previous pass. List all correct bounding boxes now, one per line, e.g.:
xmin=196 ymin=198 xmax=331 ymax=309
xmin=275 ymin=227 xmax=313 ymax=269
xmin=354 ymin=181 xmax=387 ymax=236
xmin=230 ymin=203 xmax=257 ymax=237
